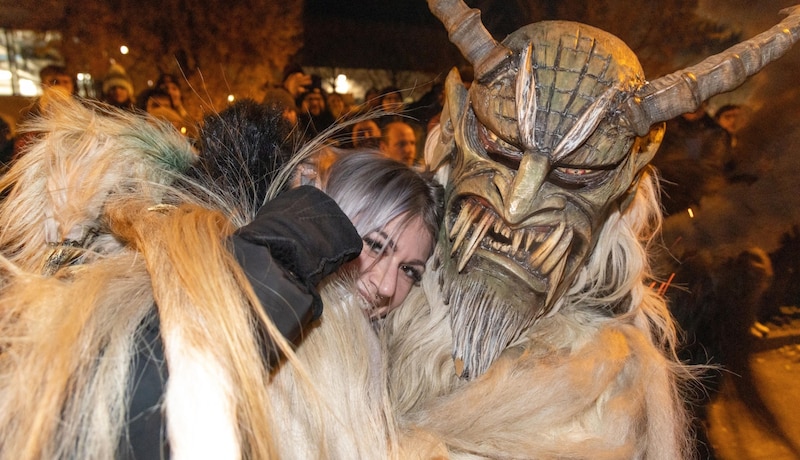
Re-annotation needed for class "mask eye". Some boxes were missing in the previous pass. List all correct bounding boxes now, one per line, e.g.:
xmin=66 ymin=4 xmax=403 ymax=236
xmin=550 ymin=160 xmax=621 ymax=188
xmin=477 ymin=121 xmax=523 ymax=170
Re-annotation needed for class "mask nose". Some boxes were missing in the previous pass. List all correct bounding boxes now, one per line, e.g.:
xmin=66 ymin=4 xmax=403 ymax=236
xmin=500 ymin=153 xmax=549 ymax=225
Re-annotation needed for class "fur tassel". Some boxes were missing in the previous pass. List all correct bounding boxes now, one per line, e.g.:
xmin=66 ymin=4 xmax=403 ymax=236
xmin=163 ymin=330 xmax=240 ymax=459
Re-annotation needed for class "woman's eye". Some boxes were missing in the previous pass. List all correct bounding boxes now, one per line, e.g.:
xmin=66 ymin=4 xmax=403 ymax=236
xmin=363 ymin=237 xmax=384 ymax=254
xmin=401 ymin=265 xmax=423 ymax=285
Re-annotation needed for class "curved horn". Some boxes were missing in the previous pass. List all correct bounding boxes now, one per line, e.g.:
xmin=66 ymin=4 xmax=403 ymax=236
xmin=622 ymin=5 xmax=800 ymax=136
xmin=427 ymin=0 xmax=512 ymax=81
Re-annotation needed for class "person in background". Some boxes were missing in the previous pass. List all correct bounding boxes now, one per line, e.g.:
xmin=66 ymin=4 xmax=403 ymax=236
xmin=297 ymin=77 xmax=334 ymax=137
xmin=715 ymin=103 xmax=760 ymax=184
xmin=39 ymin=64 xmax=75 ymax=96
xmin=376 ymin=86 xmax=405 ymax=128
xmin=351 ymin=119 xmax=382 ymax=149
xmin=0 ymin=115 xmax=14 ymax=167
xmin=650 ymin=101 xmax=731 ymax=215
xmin=380 ymin=120 xmax=417 ymax=167
xmin=13 ymin=64 xmax=78 ymax=160
xmin=362 ymin=87 xmax=381 ymax=113
xmin=263 ymin=63 xmax=312 ymax=125
xmin=155 ymin=73 xmax=191 ymax=121
xmin=326 ymin=92 xmax=350 ymax=121
xmin=101 ymin=63 xmax=136 ymax=111
xmin=137 ymin=87 xmax=185 ymax=133
xmin=714 ymin=104 xmax=745 ymax=148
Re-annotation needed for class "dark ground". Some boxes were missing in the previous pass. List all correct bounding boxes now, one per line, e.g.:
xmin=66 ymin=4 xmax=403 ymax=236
xmin=706 ymin=311 xmax=800 ymax=460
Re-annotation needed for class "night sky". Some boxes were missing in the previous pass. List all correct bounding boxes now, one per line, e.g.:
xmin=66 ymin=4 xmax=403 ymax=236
xmin=305 ymin=0 xmax=439 ymax=24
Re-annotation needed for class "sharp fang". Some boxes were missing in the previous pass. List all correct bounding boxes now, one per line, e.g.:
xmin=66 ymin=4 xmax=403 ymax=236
xmin=544 ymin=253 xmax=568 ymax=307
xmin=457 ymin=212 xmax=492 ymax=272
xmin=540 ymin=227 xmax=573 ymax=274
xmin=450 ymin=203 xmax=480 ymax=256
xmin=528 ymin=222 xmax=565 ymax=270
xmin=449 ymin=201 xmax=473 ymax=239
xmin=512 ymin=231 xmax=523 ymax=254
xmin=493 ymin=219 xmax=503 ymax=234
xmin=524 ymin=230 xmax=535 ymax=252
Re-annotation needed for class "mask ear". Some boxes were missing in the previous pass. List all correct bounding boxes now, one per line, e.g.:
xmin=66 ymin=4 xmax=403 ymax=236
xmin=633 ymin=122 xmax=665 ymax=171
xmin=618 ymin=123 xmax=665 ymax=211
xmin=425 ymin=68 xmax=468 ymax=171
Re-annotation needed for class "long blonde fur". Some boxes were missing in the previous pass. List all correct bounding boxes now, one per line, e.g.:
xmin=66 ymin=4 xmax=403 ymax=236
xmin=0 ymin=254 xmax=152 ymax=459
xmin=267 ymin=278 xmax=399 ymax=459
xmin=0 ymin=96 xmax=328 ymax=459
xmin=381 ymin=164 xmax=694 ymax=459
xmin=0 ymin=93 xmax=693 ymax=459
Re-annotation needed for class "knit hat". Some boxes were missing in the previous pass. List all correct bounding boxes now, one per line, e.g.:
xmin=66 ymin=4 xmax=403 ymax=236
xmin=103 ymin=63 xmax=134 ymax=96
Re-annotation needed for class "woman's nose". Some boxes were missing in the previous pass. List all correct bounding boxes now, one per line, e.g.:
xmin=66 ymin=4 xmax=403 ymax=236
xmin=375 ymin=262 xmax=398 ymax=300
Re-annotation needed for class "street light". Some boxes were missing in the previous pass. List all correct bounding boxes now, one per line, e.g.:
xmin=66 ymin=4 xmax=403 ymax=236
xmin=334 ymin=74 xmax=350 ymax=94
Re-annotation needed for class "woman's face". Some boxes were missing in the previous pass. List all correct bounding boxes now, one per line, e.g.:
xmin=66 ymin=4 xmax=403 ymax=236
xmin=353 ymin=214 xmax=433 ymax=318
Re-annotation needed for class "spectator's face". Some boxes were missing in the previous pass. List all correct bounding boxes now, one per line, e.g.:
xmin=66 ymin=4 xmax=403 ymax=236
xmin=107 ymin=86 xmax=130 ymax=104
xmin=381 ymin=93 xmax=403 ymax=112
xmin=381 ymin=123 xmax=416 ymax=165
xmin=146 ymin=95 xmax=173 ymax=114
xmin=302 ymin=92 xmax=325 ymax=116
xmin=717 ymin=108 xmax=743 ymax=134
xmin=43 ymin=74 xmax=74 ymax=95
xmin=352 ymin=120 xmax=381 ymax=149
xmin=328 ymin=94 xmax=346 ymax=117
xmin=161 ymin=81 xmax=182 ymax=107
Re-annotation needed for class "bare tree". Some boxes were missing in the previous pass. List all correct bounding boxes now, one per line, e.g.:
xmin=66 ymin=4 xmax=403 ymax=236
xmin=56 ymin=0 xmax=304 ymax=117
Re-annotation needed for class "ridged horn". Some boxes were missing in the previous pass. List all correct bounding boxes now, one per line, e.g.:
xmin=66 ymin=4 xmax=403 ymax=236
xmin=622 ymin=5 xmax=800 ymax=137
xmin=427 ymin=0 xmax=512 ymax=81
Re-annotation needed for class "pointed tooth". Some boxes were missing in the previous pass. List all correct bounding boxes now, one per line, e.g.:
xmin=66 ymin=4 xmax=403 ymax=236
xmin=544 ymin=254 xmax=568 ymax=308
xmin=493 ymin=219 xmax=503 ymax=234
xmin=540 ymin=227 xmax=573 ymax=274
xmin=512 ymin=231 xmax=523 ymax=254
xmin=457 ymin=212 xmax=492 ymax=272
xmin=528 ymin=222 xmax=565 ymax=269
xmin=450 ymin=204 xmax=478 ymax=256
xmin=469 ymin=204 xmax=482 ymax=222
xmin=536 ymin=230 xmax=547 ymax=243
xmin=449 ymin=202 xmax=473 ymax=239
xmin=524 ymin=230 xmax=535 ymax=252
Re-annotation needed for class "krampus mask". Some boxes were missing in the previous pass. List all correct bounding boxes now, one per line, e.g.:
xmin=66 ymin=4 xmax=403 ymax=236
xmin=426 ymin=0 xmax=800 ymax=378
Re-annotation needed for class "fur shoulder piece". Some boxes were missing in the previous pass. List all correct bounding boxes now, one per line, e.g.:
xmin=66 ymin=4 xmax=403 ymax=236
xmin=0 ymin=92 xmax=197 ymax=271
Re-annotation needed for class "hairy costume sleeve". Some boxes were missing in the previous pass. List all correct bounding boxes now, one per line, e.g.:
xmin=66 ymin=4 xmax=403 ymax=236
xmin=122 ymin=186 xmax=361 ymax=459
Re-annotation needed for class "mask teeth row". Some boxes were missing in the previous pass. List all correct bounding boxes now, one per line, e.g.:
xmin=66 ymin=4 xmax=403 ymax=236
xmin=448 ymin=199 xmax=573 ymax=279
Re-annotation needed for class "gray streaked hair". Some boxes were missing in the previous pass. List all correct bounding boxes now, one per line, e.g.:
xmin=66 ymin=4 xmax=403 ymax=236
xmin=324 ymin=151 xmax=443 ymax=253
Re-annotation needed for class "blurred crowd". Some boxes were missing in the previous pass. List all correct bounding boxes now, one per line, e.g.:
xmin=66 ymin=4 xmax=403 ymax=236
xmin=1 ymin=62 xmax=459 ymax=173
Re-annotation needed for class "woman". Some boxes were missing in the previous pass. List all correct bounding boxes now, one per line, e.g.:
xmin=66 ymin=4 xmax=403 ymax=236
xmin=323 ymin=151 xmax=443 ymax=318
xmin=265 ymin=151 xmax=443 ymax=459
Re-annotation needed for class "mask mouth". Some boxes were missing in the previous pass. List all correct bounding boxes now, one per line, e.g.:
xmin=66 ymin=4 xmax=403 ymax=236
xmin=448 ymin=196 xmax=572 ymax=278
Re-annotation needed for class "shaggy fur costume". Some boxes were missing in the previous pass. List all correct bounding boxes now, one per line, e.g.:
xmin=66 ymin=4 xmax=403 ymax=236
xmin=0 ymin=91 xmax=691 ymax=460
xmin=264 ymin=155 xmax=694 ymax=460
